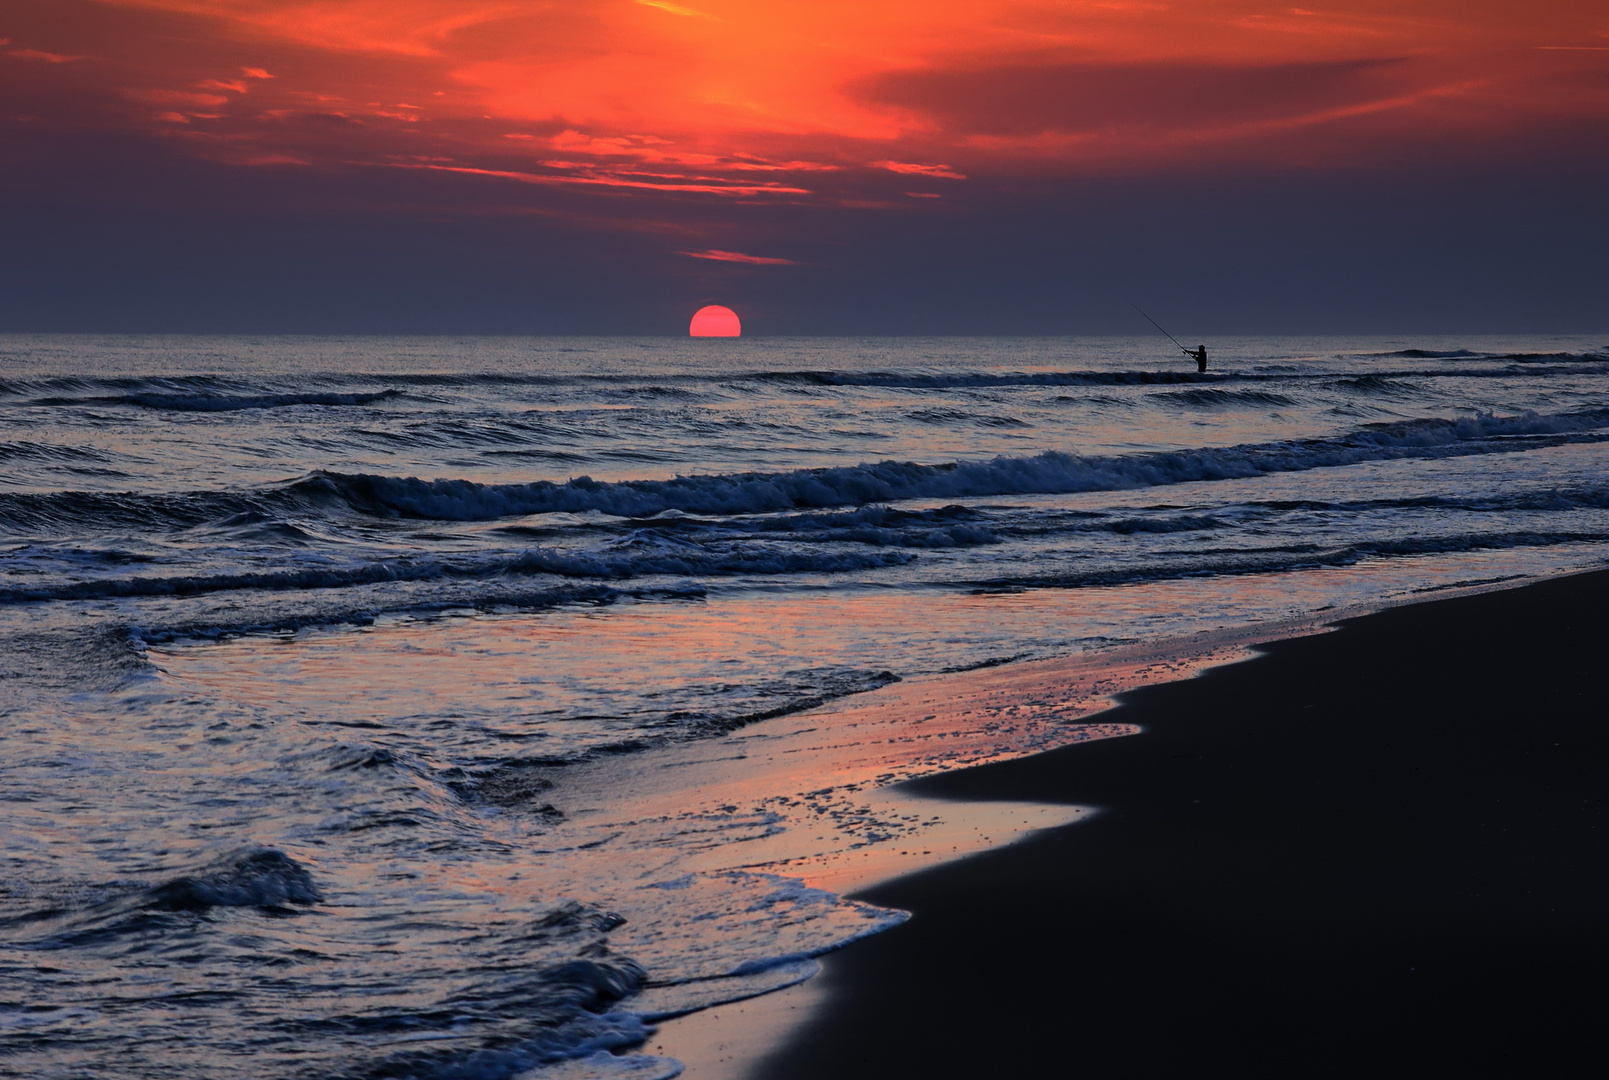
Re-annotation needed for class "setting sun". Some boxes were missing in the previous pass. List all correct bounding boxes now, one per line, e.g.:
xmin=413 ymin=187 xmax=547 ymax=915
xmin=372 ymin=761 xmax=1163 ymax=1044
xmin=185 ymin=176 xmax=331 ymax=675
xmin=690 ymin=304 xmax=741 ymax=337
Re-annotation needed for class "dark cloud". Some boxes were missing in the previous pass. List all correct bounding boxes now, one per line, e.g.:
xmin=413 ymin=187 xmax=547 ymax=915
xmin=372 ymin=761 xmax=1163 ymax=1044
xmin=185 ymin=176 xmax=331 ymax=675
xmin=859 ymin=57 xmax=1408 ymax=137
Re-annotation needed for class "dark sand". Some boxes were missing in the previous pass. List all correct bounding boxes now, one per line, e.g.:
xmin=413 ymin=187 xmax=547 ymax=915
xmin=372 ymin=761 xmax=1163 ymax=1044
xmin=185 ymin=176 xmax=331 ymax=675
xmin=754 ymin=571 xmax=1609 ymax=1078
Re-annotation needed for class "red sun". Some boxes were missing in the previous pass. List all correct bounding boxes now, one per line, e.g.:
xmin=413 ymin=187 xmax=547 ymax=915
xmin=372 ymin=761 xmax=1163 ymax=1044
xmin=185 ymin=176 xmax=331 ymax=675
xmin=689 ymin=305 xmax=741 ymax=337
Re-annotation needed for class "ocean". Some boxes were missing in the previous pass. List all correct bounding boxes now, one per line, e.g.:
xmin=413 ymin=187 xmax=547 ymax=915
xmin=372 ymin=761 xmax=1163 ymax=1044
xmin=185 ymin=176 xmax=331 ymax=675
xmin=3 ymin=333 xmax=1607 ymax=1079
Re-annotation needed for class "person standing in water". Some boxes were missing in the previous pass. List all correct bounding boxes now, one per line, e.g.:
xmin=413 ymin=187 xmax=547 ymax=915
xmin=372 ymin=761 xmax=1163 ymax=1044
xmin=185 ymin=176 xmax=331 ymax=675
xmin=1131 ymin=305 xmax=1208 ymax=372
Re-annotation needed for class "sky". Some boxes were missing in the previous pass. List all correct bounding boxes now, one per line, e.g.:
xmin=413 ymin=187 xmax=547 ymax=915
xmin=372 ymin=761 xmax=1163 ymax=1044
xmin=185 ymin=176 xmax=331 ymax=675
xmin=2 ymin=1 xmax=1606 ymax=334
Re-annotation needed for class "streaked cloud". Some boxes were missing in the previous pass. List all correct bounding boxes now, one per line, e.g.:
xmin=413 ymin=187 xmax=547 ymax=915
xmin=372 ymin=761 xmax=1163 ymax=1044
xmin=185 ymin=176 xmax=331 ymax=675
xmin=873 ymin=161 xmax=966 ymax=180
xmin=679 ymin=248 xmax=797 ymax=264
xmin=405 ymin=163 xmax=811 ymax=197
xmin=7 ymin=48 xmax=84 ymax=63
xmin=636 ymin=1 xmax=717 ymax=20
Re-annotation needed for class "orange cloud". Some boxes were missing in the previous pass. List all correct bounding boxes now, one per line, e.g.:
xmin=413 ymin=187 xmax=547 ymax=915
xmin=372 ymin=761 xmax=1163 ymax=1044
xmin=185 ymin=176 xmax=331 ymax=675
xmin=5 ymin=1 xmax=1605 ymax=203
xmin=873 ymin=161 xmax=966 ymax=179
xmin=100 ymin=0 xmax=524 ymax=57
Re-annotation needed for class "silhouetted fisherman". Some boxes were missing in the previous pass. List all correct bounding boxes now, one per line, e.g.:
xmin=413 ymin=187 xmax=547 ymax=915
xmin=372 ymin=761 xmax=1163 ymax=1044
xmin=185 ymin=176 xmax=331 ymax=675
xmin=1132 ymin=305 xmax=1209 ymax=373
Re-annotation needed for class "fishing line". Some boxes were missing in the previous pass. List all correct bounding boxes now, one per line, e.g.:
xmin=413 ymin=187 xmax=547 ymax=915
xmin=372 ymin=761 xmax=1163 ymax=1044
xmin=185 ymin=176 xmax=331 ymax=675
xmin=1131 ymin=303 xmax=1191 ymax=355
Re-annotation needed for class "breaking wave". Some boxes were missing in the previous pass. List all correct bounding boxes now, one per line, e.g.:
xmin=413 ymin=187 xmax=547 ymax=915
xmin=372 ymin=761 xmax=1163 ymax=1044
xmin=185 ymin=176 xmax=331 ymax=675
xmin=301 ymin=408 xmax=1609 ymax=521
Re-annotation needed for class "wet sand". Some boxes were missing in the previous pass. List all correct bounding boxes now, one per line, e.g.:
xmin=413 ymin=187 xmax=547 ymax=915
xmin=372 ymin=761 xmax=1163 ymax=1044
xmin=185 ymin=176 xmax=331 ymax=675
xmin=749 ymin=569 xmax=1609 ymax=1078
xmin=631 ymin=615 xmax=1311 ymax=1077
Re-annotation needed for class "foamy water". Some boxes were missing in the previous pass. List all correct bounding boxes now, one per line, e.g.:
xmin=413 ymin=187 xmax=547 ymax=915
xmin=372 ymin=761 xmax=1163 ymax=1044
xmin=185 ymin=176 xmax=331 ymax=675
xmin=3 ymin=334 xmax=1608 ymax=1078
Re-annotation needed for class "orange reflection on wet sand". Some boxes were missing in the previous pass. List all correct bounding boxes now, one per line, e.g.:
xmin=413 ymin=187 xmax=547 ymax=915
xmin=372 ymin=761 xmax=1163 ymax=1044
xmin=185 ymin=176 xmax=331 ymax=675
xmin=544 ymin=623 xmax=1299 ymax=897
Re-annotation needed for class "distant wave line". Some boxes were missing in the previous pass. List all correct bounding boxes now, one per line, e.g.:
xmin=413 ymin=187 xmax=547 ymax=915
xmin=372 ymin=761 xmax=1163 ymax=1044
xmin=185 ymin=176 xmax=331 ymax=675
xmin=20 ymin=389 xmax=403 ymax=412
xmin=5 ymin=408 xmax=1609 ymax=532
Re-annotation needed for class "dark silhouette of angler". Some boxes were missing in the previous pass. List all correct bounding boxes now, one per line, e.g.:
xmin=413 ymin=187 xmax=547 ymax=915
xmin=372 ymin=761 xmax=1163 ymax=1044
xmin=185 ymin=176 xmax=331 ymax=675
xmin=1131 ymin=304 xmax=1207 ymax=372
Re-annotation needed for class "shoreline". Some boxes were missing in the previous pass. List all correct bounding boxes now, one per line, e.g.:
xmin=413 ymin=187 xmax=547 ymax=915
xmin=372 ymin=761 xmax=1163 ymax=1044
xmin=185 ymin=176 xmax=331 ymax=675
xmin=599 ymin=600 xmax=1348 ymax=1077
xmin=636 ymin=570 xmax=1595 ymax=1077
xmin=736 ymin=566 xmax=1609 ymax=1078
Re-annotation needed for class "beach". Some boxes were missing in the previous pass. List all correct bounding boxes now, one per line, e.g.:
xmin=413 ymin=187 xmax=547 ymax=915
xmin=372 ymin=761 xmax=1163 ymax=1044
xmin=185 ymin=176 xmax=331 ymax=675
xmin=750 ymin=568 xmax=1609 ymax=1078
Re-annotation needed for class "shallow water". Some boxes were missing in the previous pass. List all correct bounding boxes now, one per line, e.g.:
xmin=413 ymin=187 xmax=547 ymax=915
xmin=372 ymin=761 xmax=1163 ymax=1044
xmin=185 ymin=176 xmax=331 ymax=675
xmin=3 ymin=333 xmax=1608 ymax=1077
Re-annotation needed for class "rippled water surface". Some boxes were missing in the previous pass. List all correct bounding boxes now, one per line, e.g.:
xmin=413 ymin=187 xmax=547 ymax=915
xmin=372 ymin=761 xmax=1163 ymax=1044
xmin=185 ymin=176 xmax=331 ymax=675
xmin=4 ymin=334 xmax=1608 ymax=1078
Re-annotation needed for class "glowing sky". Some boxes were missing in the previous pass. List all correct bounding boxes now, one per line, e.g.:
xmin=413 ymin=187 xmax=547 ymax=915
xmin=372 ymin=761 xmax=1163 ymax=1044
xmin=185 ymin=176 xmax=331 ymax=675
xmin=2 ymin=1 xmax=1606 ymax=331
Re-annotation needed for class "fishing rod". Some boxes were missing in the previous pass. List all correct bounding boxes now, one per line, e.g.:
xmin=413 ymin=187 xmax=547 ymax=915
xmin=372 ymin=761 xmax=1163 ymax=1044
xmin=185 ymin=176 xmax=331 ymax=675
xmin=1131 ymin=303 xmax=1191 ymax=355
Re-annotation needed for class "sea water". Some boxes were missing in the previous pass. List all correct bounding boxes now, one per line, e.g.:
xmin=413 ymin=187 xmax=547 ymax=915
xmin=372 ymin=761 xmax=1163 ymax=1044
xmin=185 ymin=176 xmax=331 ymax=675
xmin=3 ymin=334 xmax=1607 ymax=1078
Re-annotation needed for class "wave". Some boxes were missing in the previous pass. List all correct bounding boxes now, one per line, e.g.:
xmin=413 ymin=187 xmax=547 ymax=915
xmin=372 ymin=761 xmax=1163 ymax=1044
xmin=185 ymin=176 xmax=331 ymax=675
xmin=0 ymin=486 xmax=324 ymax=532
xmin=0 ymin=538 xmax=914 ymax=604
xmin=906 ymin=406 xmax=1033 ymax=428
xmin=1496 ymin=350 xmax=1609 ymax=363
xmin=6 ymin=408 xmax=1606 ymax=537
xmin=0 ymin=372 xmax=614 ymax=399
xmin=3 ymin=360 xmax=1598 ymax=423
xmin=295 ymin=407 xmax=1609 ymax=521
xmin=1370 ymin=366 xmax=1609 ymax=380
xmin=1092 ymin=513 xmax=1227 ymax=535
xmin=1372 ymin=348 xmax=1482 ymax=359
xmin=122 ymin=583 xmax=696 ymax=647
xmin=20 ymin=877 xmax=661 ymax=1080
xmin=1369 ymin=348 xmax=1609 ymax=363
xmin=753 ymin=369 xmax=1228 ymax=389
xmin=0 ymin=441 xmax=117 ymax=464
xmin=342 ymin=971 xmax=655 ymax=1080
xmin=635 ymin=503 xmax=1215 ymax=541
xmin=507 ymin=504 xmax=1005 ymax=549
xmin=13 ymin=848 xmax=323 ymax=947
xmin=0 ymin=373 xmax=227 ymax=396
xmin=1151 ymin=388 xmax=1297 ymax=408
xmin=1254 ymin=485 xmax=1609 ymax=516
xmin=752 ymin=363 xmax=1598 ymax=390
xmin=141 ymin=848 xmax=322 ymax=911
xmin=1329 ymin=375 xmax=1420 ymax=396
xmin=967 ymin=529 xmax=1607 ymax=593
xmin=27 ymin=389 xmax=401 ymax=412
